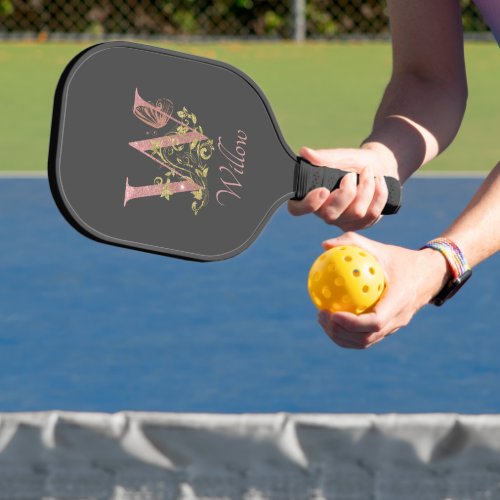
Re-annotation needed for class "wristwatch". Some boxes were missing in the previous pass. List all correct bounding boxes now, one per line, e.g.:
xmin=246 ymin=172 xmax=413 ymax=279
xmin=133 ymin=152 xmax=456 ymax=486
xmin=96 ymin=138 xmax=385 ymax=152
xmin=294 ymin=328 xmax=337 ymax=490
xmin=421 ymin=238 xmax=472 ymax=306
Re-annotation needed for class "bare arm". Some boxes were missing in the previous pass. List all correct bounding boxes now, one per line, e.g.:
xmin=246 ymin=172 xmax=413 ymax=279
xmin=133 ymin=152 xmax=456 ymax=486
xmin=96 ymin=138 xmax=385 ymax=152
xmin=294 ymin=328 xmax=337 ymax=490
xmin=441 ymin=162 xmax=500 ymax=267
xmin=363 ymin=0 xmax=468 ymax=181
xmin=289 ymin=0 xmax=468 ymax=226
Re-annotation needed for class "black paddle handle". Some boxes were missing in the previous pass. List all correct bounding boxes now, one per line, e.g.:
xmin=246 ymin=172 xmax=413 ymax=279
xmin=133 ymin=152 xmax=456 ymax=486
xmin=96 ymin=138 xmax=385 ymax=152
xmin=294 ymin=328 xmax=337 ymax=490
xmin=292 ymin=157 xmax=402 ymax=215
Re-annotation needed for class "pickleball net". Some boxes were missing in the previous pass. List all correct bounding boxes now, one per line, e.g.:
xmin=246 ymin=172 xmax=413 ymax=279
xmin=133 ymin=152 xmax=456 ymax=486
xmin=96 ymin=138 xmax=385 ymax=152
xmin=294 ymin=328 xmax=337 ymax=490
xmin=1 ymin=412 xmax=500 ymax=499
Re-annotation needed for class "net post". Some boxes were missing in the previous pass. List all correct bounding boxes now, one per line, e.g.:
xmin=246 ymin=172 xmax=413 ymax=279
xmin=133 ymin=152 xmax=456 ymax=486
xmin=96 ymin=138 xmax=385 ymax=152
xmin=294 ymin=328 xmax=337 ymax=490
xmin=292 ymin=0 xmax=306 ymax=42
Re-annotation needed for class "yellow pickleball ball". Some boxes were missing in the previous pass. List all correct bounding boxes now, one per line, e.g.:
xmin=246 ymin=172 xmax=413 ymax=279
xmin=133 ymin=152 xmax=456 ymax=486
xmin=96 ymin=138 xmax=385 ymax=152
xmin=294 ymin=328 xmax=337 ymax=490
xmin=308 ymin=245 xmax=385 ymax=314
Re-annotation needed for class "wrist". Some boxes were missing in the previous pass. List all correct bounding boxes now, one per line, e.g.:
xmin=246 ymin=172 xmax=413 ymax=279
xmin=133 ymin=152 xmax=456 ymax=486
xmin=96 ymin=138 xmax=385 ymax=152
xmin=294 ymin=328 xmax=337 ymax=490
xmin=418 ymin=248 xmax=453 ymax=303
xmin=361 ymin=141 xmax=399 ymax=178
xmin=420 ymin=238 xmax=472 ymax=306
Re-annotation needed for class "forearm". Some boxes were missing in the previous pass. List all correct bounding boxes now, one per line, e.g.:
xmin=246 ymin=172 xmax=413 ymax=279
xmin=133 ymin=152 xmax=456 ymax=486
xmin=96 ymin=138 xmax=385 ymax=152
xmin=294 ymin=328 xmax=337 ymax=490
xmin=361 ymin=0 xmax=467 ymax=183
xmin=418 ymin=162 xmax=500 ymax=302
xmin=362 ymin=73 xmax=467 ymax=182
xmin=441 ymin=162 xmax=500 ymax=267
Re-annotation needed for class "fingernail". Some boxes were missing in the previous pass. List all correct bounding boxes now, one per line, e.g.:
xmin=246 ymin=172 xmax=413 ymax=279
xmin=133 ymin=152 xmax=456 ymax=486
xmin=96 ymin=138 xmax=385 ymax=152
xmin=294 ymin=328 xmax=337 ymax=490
xmin=319 ymin=189 xmax=329 ymax=201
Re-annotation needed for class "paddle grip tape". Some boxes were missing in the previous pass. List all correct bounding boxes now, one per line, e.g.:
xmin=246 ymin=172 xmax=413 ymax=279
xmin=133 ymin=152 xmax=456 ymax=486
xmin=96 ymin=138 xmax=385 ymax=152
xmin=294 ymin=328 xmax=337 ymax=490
xmin=292 ymin=157 xmax=402 ymax=215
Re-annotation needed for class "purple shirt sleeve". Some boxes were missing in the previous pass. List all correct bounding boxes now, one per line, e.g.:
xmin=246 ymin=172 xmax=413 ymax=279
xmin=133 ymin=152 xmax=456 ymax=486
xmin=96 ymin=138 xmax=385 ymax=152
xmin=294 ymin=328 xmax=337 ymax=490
xmin=473 ymin=0 xmax=500 ymax=45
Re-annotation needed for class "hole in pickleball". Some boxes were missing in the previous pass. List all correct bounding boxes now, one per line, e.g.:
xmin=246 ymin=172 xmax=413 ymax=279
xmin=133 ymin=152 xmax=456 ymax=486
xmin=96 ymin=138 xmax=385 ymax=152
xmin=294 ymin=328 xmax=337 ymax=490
xmin=327 ymin=264 xmax=335 ymax=272
xmin=322 ymin=286 xmax=332 ymax=299
xmin=359 ymin=252 xmax=367 ymax=257
xmin=369 ymin=267 xmax=375 ymax=275
xmin=356 ymin=306 xmax=366 ymax=314
xmin=378 ymin=284 xmax=382 ymax=291
xmin=352 ymin=269 xmax=360 ymax=277
xmin=313 ymin=271 xmax=321 ymax=282
xmin=344 ymin=256 xmax=352 ymax=262
xmin=334 ymin=277 xmax=344 ymax=287
xmin=333 ymin=303 xmax=342 ymax=311
xmin=362 ymin=285 xmax=369 ymax=293
xmin=342 ymin=295 xmax=351 ymax=304
xmin=313 ymin=294 xmax=322 ymax=307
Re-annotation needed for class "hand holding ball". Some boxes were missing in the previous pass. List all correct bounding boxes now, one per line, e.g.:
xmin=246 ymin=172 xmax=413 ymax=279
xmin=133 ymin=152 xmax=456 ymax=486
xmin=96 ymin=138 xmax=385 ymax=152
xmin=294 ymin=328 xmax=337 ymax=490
xmin=308 ymin=245 xmax=385 ymax=314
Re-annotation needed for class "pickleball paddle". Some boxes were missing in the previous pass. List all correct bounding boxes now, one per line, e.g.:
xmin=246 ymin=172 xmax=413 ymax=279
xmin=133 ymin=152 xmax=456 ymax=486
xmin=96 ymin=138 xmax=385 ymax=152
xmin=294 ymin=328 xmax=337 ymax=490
xmin=49 ymin=41 xmax=401 ymax=261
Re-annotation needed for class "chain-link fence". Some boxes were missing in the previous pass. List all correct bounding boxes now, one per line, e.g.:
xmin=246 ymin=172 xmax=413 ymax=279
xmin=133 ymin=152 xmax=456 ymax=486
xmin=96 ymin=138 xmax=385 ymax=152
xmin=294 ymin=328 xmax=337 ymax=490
xmin=0 ymin=0 xmax=491 ymax=40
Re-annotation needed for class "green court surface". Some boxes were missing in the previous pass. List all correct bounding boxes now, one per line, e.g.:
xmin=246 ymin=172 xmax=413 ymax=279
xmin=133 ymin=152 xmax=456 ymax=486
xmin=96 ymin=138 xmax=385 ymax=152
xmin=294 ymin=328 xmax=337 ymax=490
xmin=0 ymin=40 xmax=497 ymax=173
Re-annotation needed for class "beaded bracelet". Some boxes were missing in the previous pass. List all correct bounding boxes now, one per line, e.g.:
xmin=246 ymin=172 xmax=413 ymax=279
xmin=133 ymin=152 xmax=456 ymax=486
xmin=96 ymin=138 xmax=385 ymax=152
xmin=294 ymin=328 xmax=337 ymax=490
xmin=420 ymin=237 xmax=472 ymax=306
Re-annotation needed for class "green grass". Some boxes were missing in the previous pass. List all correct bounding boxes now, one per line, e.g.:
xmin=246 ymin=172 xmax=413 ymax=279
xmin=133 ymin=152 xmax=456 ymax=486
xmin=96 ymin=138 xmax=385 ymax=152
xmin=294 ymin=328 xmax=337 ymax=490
xmin=0 ymin=40 xmax=497 ymax=172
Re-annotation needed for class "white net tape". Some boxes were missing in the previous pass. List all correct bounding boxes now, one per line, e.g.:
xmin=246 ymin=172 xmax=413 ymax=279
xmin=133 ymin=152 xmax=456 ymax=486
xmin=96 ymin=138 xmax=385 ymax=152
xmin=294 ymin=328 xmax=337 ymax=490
xmin=0 ymin=412 xmax=499 ymax=499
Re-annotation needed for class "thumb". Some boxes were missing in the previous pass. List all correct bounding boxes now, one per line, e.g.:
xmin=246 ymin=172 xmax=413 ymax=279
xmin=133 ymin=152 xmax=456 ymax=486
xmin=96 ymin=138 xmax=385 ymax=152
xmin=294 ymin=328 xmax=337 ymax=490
xmin=322 ymin=231 xmax=368 ymax=250
xmin=299 ymin=146 xmax=365 ymax=170
xmin=299 ymin=146 xmax=325 ymax=166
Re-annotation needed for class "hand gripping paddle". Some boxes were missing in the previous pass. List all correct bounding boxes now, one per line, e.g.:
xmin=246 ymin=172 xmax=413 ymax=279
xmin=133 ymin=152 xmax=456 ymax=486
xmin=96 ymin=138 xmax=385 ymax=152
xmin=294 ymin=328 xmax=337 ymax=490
xmin=49 ymin=41 xmax=401 ymax=262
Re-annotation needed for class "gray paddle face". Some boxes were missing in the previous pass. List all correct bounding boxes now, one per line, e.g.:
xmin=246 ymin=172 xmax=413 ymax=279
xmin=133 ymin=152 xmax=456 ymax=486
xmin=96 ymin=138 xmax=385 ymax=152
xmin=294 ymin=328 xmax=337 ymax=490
xmin=49 ymin=42 xmax=296 ymax=261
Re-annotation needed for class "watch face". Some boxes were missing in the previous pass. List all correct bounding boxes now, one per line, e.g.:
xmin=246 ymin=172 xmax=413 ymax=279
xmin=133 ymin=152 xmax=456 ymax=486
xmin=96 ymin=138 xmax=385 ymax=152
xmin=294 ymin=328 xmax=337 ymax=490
xmin=432 ymin=269 xmax=472 ymax=306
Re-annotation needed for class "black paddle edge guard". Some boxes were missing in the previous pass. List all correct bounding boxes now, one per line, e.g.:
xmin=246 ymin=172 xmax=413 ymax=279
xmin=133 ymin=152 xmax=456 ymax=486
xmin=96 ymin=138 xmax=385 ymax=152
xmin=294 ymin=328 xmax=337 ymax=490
xmin=47 ymin=43 xmax=210 ymax=263
xmin=292 ymin=157 xmax=402 ymax=215
xmin=47 ymin=44 xmax=116 ymax=256
xmin=47 ymin=41 xmax=299 ymax=263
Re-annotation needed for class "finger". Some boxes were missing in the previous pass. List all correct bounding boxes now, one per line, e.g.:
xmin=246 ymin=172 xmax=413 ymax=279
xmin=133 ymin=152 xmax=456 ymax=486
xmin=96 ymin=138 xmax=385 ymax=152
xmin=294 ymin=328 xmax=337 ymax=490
xmin=365 ymin=336 xmax=386 ymax=348
xmin=364 ymin=174 xmax=389 ymax=223
xmin=322 ymin=231 xmax=370 ymax=251
xmin=298 ymin=147 xmax=328 ymax=166
xmin=299 ymin=146 xmax=367 ymax=171
xmin=361 ymin=328 xmax=399 ymax=348
xmin=321 ymin=324 xmax=365 ymax=349
xmin=367 ymin=287 xmax=412 ymax=335
xmin=318 ymin=310 xmax=333 ymax=330
xmin=330 ymin=316 xmax=391 ymax=349
xmin=288 ymin=188 xmax=330 ymax=216
xmin=330 ymin=311 xmax=385 ymax=335
xmin=343 ymin=164 xmax=376 ymax=221
xmin=319 ymin=311 xmax=372 ymax=349
xmin=330 ymin=168 xmax=388 ymax=231
xmin=329 ymin=327 xmax=380 ymax=349
xmin=315 ymin=172 xmax=357 ymax=224
xmin=332 ymin=293 xmax=403 ymax=339
xmin=319 ymin=309 xmax=391 ymax=349
xmin=331 ymin=336 xmax=365 ymax=349
xmin=385 ymin=328 xmax=400 ymax=337
xmin=330 ymin=324 xmax=371 ymax=348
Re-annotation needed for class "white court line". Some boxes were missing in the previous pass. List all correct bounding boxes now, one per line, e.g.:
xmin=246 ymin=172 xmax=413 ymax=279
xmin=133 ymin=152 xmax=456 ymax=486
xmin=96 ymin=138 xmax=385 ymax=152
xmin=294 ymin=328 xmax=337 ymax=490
xmin=0 ymin=171 xmax=47 ymax=178
xmin=414 ymin=170 xmax=487 ymax=178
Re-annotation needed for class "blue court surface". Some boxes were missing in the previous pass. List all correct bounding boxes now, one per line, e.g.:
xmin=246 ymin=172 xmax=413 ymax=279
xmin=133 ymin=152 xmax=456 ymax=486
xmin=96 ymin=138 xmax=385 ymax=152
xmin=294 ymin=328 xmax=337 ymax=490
xmin=0 ymin=176 xmax=498 ymax=413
